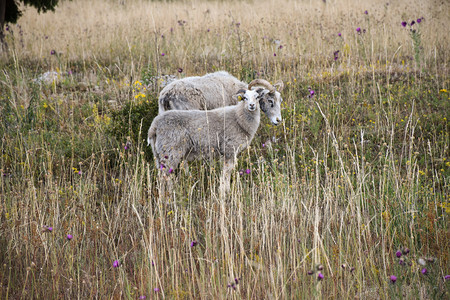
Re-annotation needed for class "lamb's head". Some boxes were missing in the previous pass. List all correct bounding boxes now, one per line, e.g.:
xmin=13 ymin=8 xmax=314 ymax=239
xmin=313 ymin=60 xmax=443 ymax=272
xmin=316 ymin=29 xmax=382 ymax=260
xmin=248 ymin=79 xmax=284 ymax=125
xmin=233 ymin=88 xmax=261 ymax=112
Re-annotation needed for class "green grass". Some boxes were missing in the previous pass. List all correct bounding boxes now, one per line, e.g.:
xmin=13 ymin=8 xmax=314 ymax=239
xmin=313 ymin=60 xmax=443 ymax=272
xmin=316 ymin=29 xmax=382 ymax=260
xmin=0 ymin=0 xmax=449 ymax=298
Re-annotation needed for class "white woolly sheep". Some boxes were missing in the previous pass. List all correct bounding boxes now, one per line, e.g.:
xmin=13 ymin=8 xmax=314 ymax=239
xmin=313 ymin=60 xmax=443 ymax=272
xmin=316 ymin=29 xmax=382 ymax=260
xmin=148 ymin=83 xmax=272 ymax=193
xmin=158 ymin=71 xmax=284 ymax=126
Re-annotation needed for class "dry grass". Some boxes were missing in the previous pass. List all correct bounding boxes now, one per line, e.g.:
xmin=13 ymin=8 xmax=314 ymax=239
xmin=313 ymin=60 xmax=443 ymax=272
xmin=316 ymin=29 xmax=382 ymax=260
xmin=0 ymin=0 xmax=449 ymax=298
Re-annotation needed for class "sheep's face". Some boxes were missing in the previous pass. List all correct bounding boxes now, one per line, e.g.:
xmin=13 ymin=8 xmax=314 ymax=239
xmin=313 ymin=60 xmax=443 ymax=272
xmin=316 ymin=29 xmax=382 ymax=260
xmin=234 ymin=89 xmax=260 ymax=112
xmin=259 ymin=89 xmax=283 ymax=126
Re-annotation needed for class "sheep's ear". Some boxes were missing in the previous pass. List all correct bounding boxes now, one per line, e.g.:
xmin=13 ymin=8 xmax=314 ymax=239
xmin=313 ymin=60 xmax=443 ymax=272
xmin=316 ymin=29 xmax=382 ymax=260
xmin=256 ymin=88 xmax=270 ymax=98
xmin=273 ymin=80 xmax=284 ymax=92
xmin=233 ymin=92 xmax=245 ymax=101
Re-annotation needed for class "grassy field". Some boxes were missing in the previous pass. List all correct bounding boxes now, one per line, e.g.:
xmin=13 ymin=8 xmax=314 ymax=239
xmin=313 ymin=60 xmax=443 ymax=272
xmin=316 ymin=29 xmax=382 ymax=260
xmin=0 ymin=0 xmax=449 ymax=298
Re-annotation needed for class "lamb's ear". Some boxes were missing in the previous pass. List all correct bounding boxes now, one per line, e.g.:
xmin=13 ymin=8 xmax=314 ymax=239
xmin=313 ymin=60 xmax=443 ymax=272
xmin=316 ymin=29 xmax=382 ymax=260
xmin=273 ymin=80 xmax=284 ymax=92
xmin=233 ymin=89 xmax=246 ymax=101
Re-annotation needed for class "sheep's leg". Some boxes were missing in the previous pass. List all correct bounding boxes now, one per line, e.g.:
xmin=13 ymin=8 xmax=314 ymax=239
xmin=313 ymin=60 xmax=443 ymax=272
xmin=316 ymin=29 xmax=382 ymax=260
xmin=220 ymin=159 xmax=235 ymax=195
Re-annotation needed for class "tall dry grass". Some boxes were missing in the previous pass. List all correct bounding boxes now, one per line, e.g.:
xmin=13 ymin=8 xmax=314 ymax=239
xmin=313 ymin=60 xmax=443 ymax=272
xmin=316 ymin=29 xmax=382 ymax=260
xmin=0 ymin=0 xmax=449 ymax=298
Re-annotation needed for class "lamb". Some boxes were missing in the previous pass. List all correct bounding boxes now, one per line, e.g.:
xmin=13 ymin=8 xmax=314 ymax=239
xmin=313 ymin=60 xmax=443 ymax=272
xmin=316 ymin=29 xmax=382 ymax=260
xmin=148 ymin=82 xmax=273 ymax=193
xmin=158 ymin=71 xmax=284 ymax=126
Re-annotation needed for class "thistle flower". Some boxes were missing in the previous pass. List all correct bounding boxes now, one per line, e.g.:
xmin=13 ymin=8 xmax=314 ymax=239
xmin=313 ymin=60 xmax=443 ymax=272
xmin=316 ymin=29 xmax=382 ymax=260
xmin=402 ymin=247 xmax=410 ymax=255
xmin=161 ymin=53 xmax=165 ymax=56
xmin=317 ymin=272 xmax=324 ymax=280
xmin=67 ymin=234 xmax=73 ymax=240
xmin=417 ymin=18 xmax=422 ymax=23
xmin=410 ymin=20 xmax=415 ymax=26
xmin=273 ymin=53 xmax=277 ymax=56
xmin=401 ymin=21 xmax=407 ymax=27
xmin=444 ymin=275 xmax=450 ymax=281
xmin=177 ymin=68 xmax=183 ymax=73
xmin=168 ymin=168 xmax=174 ymax=174
xmin=396 ymin=250 xmax=402 ymax=258
xmin=390 ymin=275 xmax=397 ymax=283
xmin=154 ymin=288 xmax=160 ymax=292
xmin=307 ymin=270 xmax=314 ymax=275
xmin=50 ymin=50 xmax=56 ymax=55
xmin=364 ymin=10 xmax=368 ymax=15
xmin=190 ymin=240 xmax=198 ymax=247
xmin=113 ymin=260 xmax=120 ymax=268
xmin=308 ymin=88 xmax=315 ymax=98
xmin=338 ymin=33 xmax=342 ymax=37
xmin=139 ymin=296 xmax=146 ymax=299
xmin=245 ymin=169 xmax=251 ymax=174
xmin=421 ymin=268 xmax=427 ymax=275
xmin=356 ymin=27 xmax=361 ymax=33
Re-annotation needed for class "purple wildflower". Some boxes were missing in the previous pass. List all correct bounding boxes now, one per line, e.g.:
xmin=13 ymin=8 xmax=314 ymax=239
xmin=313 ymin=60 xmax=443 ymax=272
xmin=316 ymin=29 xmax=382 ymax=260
xmin=417 ymin=18 xmax=422 ymax=24
xmin=350 ymin=267 xmax=355 ymax=273
xmin=308 ymin=89 xmax=315 ymax=98
xmin=45 ymin=226 xmax=53 ymax=232
xmin=160 ymin=164 xmax=165 ymax=170
xmin=207 ymin=29 xmax=210 ymax=32
xmin=273 ymin=53 xmax=276 ymax=56
xmin=139 ymin=296 xmax=146 ymax=300
xmin=113 ymin=260 xmax=120 ymax=268
xmin=410 ymin=20 xmax=415 ymax=26
xmin=333 ymin=50 xmax=339 ymax=61
xmin=245 ymin=169 xmax=251 ymax=174
xmin=151 ymin=260 xmax=155 ymax=266
xmin=78 ymin=171 xmax=82 ymax=175
xmin=402 ymin=248 xmax=410 ymax=255
xmin=338 ymin=33 xmax=342 ymax=37
xmin=161 ymin=53 xmax=165 ymax=56
xmin=356 ymin=27 xmax=361 ymax=33
xmin=444 ymin=275 xmax=450 ymax=281
xmin=168 ymin=168 xmax=173 ymax=174
xmin=341 ymin=264 xmax=346 ymax=269
xmin=68 ymin=70 xmax=73 ymax=75
xmin=364 ymin=10 xmax=368 ymax=15
xmin=239 ymin=169 xmax=244 ymax=176
xmin=190 ymin=240 xmax=198 ymax=247
xmin=50 ymin=50 xmax=56 ymax=55
xmin=154 ymin=287 xmax=160 ymax=292
xmin=399 ymin=258 xmax=405 ymax=266
xmin=278 ymin=45 xmax=283 ymax=49
xmin=67 ymin=234 xmax=73 ymax=240
xmin=421 ymin=268 xmax=427 ymax=275
xmin=317 ymin=272 xmax=324 ymax=280
xmin=177 ymin=68 xmax=183 ymax=73
xmin=396 ymin=250 xmax=402 ymax=258
xmin=401 ymin=21 xmax=407 ymax=27
xmin=390 ymin=275 xmax=397 ymax=283
xmin=307 ymin=270 xmax=314 ymax=275
xmin=5 ymin=25 xmax=9 ymax=31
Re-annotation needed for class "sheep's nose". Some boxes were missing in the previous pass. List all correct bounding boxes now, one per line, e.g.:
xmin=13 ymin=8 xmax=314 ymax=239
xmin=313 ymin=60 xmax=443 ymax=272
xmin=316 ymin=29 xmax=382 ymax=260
xmin=249 ymin=104 xmax=255 ymax=109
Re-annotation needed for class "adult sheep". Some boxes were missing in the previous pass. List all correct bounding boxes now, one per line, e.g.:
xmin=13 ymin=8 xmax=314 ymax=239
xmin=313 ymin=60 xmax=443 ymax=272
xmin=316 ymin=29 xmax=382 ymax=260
xmin=148 ymin=82 xmax=273 ymax=193
xmin=158 ymin=71 xmax=284 ymax=126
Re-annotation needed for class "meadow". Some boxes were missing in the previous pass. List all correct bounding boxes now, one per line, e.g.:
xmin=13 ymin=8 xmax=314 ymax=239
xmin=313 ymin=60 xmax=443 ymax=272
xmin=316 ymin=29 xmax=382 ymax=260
xmin=0 ymin=0 xmax=449 ymax=298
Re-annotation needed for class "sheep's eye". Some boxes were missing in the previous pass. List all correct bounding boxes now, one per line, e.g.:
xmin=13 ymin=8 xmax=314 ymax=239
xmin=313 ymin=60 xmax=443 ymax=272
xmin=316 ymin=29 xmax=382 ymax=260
xmin=268 ymin=99 xmax=274 ymax=107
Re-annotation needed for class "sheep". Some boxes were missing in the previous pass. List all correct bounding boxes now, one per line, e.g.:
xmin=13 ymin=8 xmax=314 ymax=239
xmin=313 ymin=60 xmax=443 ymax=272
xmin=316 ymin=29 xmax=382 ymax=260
xmin=158 ymin=71 xmax=284 ymax=126
xmin=148 ymin=81 xmax=273 ymax=193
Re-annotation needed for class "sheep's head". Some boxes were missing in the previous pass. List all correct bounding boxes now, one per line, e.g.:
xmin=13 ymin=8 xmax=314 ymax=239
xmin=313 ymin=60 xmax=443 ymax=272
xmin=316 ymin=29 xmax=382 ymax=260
xmin=248 ymin=79 xmax=284 ymax=125
xmin=233 ymin=88 xmax=261 ymax=112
